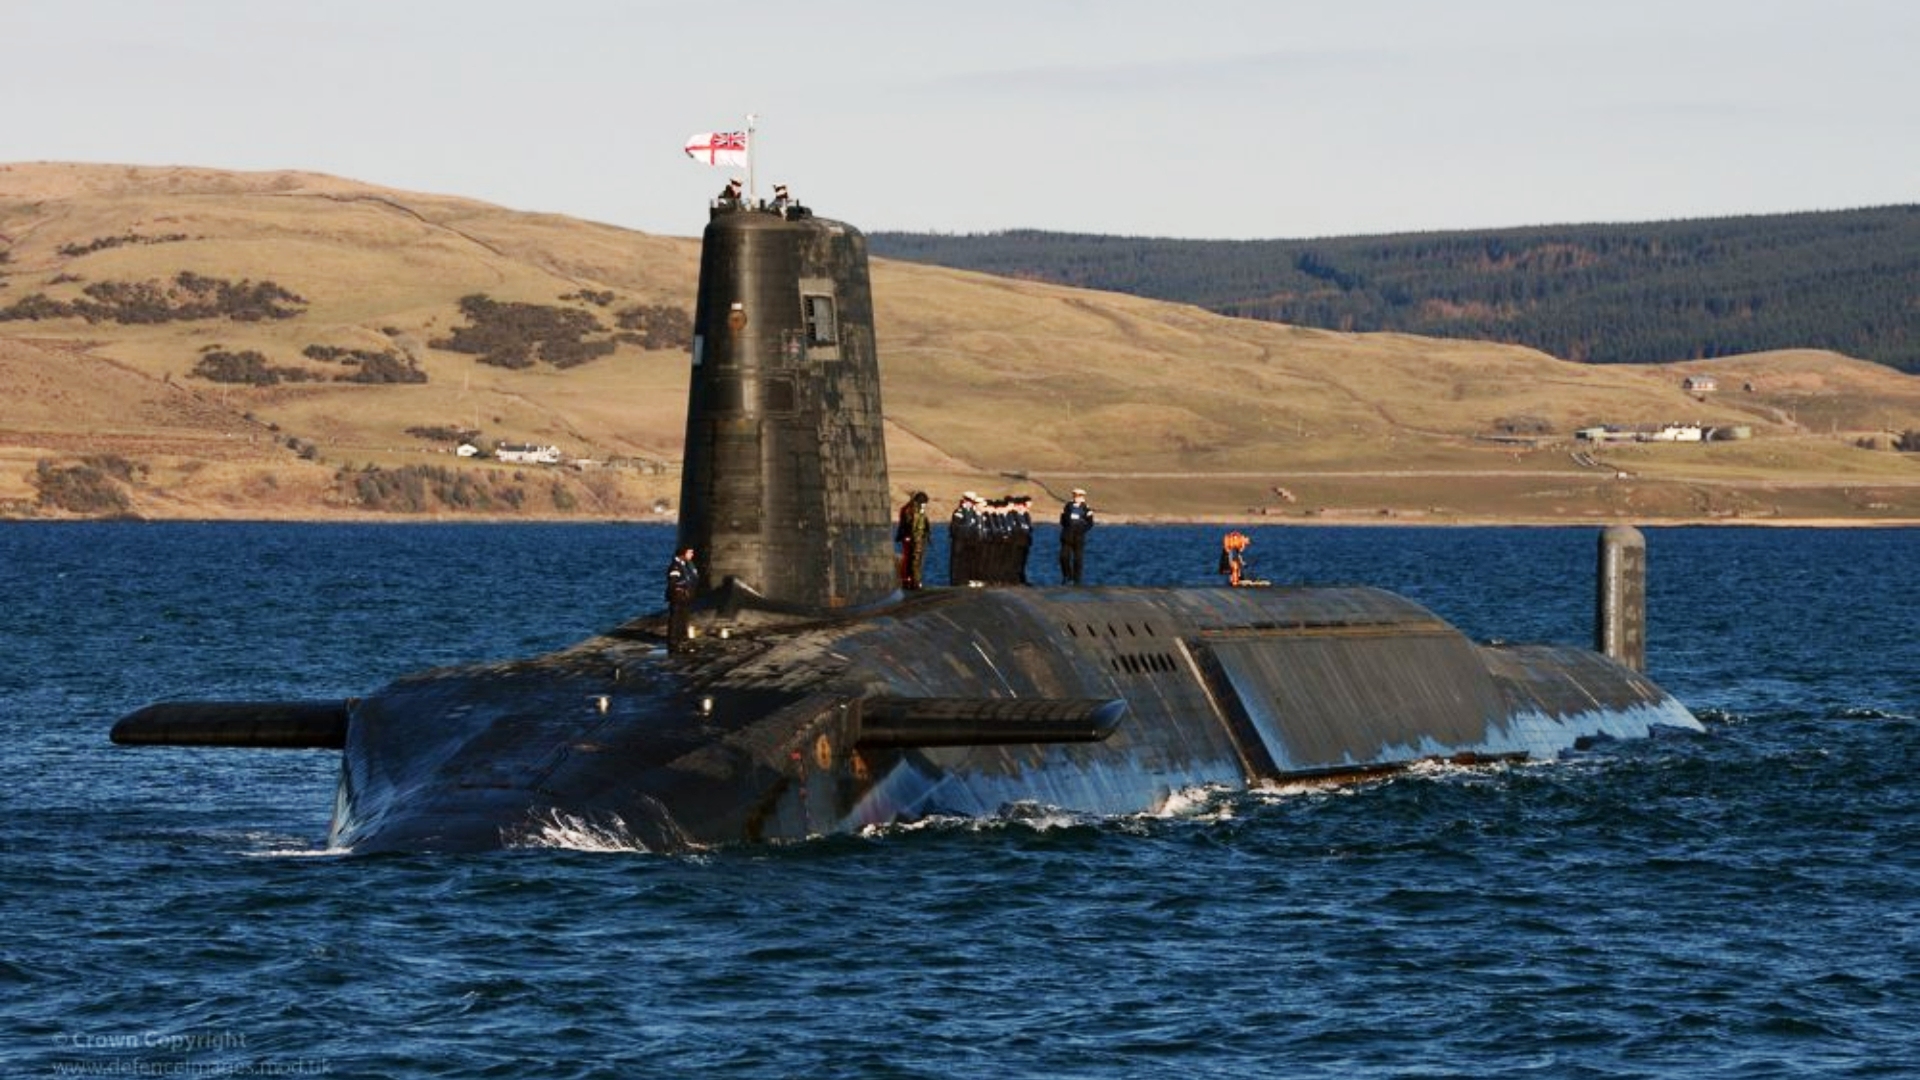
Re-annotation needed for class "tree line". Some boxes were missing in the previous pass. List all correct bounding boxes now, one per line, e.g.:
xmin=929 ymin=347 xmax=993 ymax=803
xmin=870 ymin=206 xmax=1920 ymax=372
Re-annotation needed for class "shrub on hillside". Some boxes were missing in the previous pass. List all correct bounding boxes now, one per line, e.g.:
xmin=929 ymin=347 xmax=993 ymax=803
xmin=428 ymin=293 xmax=623 ymax=370
xmin=193 ymin=349 xmax=279 ymax=385
xmin=615 ymin=303 xmax=693 ymax=351
xmin=191 ymin=348 xmax=320 ymax=385
xmin=405 ymin=425 xmax=481 ymax=444
xmin=341 ymin=464 xmax=531 ymax=513
xmin=0 ymin=272 xmax=305 ymax=324
xmin=1493 ymin=415 xmax=1553 ymax=435
xmin=56 ymin=233 xmax=190 ymax=257
xmin=303 ymin=344 xmax=427 ymax=384
xmin=32 ymin=456 xmax=140 ymax=515
xmin=539 ymin=337 xmax=617 ymax=368
xmin=0 ymin=293 xmax=70 ymax=320
xmin=170 ymin=272 xmax=306 ymax=322
xmin=83 ymin=454 xmax=141 ymax=483
xmin=344 ymin=353 xmax=428 ymax=383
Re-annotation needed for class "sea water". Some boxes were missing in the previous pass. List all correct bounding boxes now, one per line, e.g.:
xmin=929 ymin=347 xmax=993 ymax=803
xmin=2 ymin=522 xmax=1914 ymax=1078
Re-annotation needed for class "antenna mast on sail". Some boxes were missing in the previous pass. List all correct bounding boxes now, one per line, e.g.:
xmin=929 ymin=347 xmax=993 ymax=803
xmin=744 ymin=113 xmax=759 ymax=206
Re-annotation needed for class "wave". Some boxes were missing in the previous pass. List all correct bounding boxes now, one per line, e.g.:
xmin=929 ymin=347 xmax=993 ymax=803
xmin=501 ymin=808 xmax=657 ymax=853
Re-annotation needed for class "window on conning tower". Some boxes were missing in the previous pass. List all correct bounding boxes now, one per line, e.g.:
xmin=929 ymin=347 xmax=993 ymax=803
xmin=803 ymin=294 xmax=838 ymax=347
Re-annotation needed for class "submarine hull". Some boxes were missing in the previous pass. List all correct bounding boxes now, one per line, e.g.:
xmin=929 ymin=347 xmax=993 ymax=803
xmin=114 ymin=200 xmax=1702 ymax=853
xmin=325 ymin=585 xmax=1699 ymax=853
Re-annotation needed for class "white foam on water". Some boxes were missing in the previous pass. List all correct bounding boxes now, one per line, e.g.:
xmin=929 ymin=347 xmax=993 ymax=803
xmin=859 ymin=805 xmax=1101 ymax=840
xmin=995 ymin=800 xmax=1092 ymax=831
xmin=1149 ymin=783 xmax=1237 ymax=821
xmin=231 ymin=830 xmax=351 ymax=858
xmin=1249 ymin=776 xmax=1361 ymax=801
xmin=503 ymin=808 xmax=655 ymax=853
xmin=243 ymin=845 xmax=352 ymax=859
xmin=860 ymin=813 xmax=972 ymax=838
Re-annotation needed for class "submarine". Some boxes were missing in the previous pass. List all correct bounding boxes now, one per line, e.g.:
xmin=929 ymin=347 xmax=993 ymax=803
xmin=112 ymin=196 xmax=1702 ymax=852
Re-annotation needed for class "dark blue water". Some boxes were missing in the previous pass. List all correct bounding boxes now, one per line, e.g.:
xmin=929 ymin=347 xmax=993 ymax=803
xmin=3 ymin=523 xmax=1914 ymax=1078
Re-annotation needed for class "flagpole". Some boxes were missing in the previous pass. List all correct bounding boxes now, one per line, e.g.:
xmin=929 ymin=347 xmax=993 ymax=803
xmin=745 ymin=113 xmax=758 ymax=207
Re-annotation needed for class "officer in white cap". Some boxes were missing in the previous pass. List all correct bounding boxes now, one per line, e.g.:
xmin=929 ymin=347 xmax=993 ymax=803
xmin=1059 ymin=487 xmax=1095 ymax=584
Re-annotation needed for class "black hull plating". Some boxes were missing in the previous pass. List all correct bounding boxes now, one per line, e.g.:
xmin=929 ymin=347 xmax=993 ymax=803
xmin=327 ymin=585 xmax=1699 ymax=853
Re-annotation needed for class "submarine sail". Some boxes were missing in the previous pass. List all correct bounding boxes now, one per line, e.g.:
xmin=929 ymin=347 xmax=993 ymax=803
xmin=111 ymin=198 xmax=1702 ymax=853
xmin=678 ymin=210 xmax=895 ymax=611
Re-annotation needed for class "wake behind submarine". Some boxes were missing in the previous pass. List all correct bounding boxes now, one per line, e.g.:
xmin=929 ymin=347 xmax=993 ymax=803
xmin=112 ymin=198 xmax=1702 ymax=852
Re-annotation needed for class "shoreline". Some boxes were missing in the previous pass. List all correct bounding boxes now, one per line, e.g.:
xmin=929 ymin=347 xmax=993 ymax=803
xmin=6 ymin=512 xmax=1918 ymax=529
xmin=1115 ymin=514 xmax=1920 ymax=529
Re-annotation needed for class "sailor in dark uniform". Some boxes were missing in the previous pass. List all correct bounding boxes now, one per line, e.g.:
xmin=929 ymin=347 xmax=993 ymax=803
xmin=1010 ymin=494 xmax=1034 ymax=584
xmin=717 ymin=177 xmax=744 ymax=209
xmin=948 ymin=492 xmax=982 ymax=585
xmin=982 ymin=498 xmax=1010 ymax=583
xmin=1058 ymin=488 xmax=1094 ymax=585
xmin=665 ymin=546 xmax=700 ymax=651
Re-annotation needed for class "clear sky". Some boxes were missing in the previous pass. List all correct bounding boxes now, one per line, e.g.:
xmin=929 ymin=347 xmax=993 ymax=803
xmin=6 ymin=0 xmax=1914 ymax=240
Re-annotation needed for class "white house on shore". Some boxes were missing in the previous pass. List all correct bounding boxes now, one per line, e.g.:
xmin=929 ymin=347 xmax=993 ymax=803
xmin=1576 ymin=423 xmax=1706 ymax=443
xmin=1647 ymin=423 xmax=1704 ymax=442
xmin=495 ymin=442 xmax=563 ymax=465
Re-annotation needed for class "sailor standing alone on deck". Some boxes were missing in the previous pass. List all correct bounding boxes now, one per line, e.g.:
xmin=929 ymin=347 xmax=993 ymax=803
xmin=665 ymin=546 xmax=700 ymax=652
xmin=1059 ymin=488 xmax=1095 ymax=584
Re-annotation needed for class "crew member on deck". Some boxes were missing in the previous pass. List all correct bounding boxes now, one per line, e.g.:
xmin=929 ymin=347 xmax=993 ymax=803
xmin=1010 ymin=494 xmax=1034 ymax=584
xmin=1218 ymin=530 xmax=1269 ymax=587
xmin=949 ymin=492 xmax=983 ymax=585
xmin=1220 ymin=531 xmax=1250 ymax=587
xmin=1059 ymin=488 xmax=1094 ymax=584
xmin=717 ymin=177 xmax=744 ymax=208
xmin=982 ymin=498 xmax=1010 ymax=583
xmin=896 ymin=491 xmax=931 ymax=590
xmin=665 ymin=546 xmax=700 ymax=651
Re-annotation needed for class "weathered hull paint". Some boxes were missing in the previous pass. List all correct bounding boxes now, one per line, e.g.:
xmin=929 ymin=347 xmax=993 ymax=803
xmin=326 ymin=586 xmax=1700 ymax=852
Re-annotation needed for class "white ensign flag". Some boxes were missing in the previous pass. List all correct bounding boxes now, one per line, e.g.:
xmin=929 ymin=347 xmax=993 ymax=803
xmin=684 ymin=131 xmax=749 ymax=168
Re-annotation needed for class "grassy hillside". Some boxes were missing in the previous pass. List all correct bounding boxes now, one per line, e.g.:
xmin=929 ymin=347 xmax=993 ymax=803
xmin=5 ymin=162 xmax=1920 ymax=525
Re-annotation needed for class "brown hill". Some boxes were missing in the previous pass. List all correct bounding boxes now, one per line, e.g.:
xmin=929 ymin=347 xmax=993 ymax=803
xmin=4 ymin=162 xmax=1919 ymax=524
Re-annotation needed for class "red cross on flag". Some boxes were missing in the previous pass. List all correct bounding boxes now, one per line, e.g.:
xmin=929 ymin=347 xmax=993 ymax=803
xmin=684 ymin=131 xmax=749 ymax=168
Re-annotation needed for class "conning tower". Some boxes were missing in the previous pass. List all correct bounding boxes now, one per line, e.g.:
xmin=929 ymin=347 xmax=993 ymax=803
xmin=676 ymin=208 xmax=895 ymax=611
